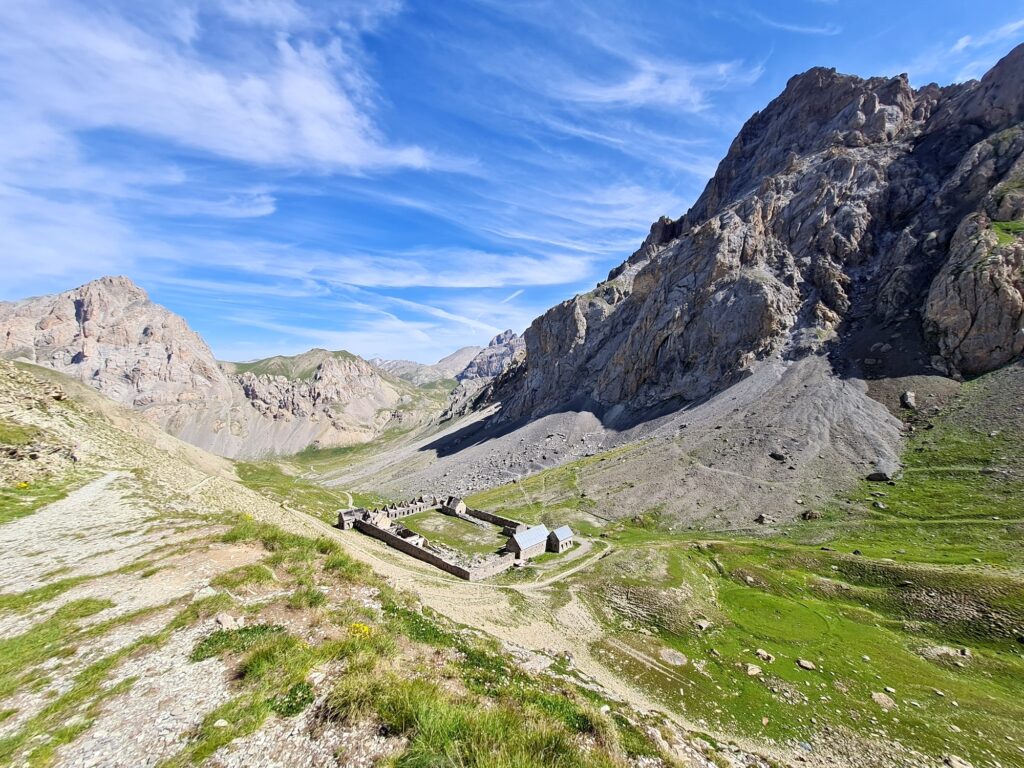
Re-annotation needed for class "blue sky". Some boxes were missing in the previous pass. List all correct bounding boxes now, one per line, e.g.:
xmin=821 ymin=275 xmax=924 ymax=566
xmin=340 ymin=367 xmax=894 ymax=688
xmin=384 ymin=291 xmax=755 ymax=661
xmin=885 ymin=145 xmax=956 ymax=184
xmin=1 ymin=1 xmax=1023 ymax=363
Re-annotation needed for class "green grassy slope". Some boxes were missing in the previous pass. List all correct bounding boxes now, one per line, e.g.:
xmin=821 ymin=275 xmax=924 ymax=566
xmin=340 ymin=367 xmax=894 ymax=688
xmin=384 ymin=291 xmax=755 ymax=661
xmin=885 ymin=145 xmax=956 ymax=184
xmin=223 ymin=349 xmax=360 ymax=380
xmin=468 ymin=363 xmax=1024 ymax=766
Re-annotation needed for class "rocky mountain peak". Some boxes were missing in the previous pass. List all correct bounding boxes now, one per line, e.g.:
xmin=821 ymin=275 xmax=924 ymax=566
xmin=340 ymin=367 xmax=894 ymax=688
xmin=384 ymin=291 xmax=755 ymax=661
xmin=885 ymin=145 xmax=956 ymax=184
xmin=486 ymin=45 xmax=1024 ymax=425
xmin=0 ymin=281 xmax=439 ymax=457
xmin=456 ymin=330 xmax=524 ymax=383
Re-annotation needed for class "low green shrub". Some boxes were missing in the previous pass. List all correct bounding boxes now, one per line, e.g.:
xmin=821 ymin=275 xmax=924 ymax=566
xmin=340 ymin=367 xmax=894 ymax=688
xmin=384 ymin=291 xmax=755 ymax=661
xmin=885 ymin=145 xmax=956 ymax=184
xmin=189 ymin=624 xmax=287 ymax=662
xmin=268 ymin=681 xmax=314 ymax=717
xmin=212 ymin=564 xmax=275 ymax=590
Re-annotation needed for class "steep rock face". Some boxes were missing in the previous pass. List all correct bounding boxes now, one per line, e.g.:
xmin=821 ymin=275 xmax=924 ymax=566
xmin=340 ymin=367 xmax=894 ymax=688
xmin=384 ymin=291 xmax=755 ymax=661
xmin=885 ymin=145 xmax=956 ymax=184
xmin=0 ymin=278 xmax=417 ymax=457
xmin=440 ymin=331 xmax=525 ymax=422
xmin=492 ymin=46 xmax=1024 ymax=422
xmin=457 ymin=330 xmax=524 ymax=381
xmin=0 ymin=276 xmax=236 ymax=417
xmin=235 ymin=354 xmax=406 ymax=430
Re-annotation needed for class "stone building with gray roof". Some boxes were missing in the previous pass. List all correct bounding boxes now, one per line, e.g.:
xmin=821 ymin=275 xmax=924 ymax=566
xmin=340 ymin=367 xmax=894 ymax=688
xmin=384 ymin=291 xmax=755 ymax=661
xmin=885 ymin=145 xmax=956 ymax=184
xmin=506 ymin=524 xmax=550 ymax=560
xmin=547 ymin=526 xmax=574 ymax=553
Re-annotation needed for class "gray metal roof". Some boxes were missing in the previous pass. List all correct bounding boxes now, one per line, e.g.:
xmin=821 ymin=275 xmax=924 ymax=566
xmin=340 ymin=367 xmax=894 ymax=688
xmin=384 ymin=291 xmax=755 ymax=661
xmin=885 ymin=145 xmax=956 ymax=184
xmin=511 ymin=524 xmax=549 ymax=550
xmin=549 ymin=525 xmax=574 ymax=542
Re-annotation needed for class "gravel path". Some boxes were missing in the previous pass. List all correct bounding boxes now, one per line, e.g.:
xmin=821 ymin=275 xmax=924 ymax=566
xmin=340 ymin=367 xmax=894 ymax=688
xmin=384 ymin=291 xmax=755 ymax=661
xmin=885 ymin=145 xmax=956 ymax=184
xmin=0 ymin=472 xmax=149 ymax=593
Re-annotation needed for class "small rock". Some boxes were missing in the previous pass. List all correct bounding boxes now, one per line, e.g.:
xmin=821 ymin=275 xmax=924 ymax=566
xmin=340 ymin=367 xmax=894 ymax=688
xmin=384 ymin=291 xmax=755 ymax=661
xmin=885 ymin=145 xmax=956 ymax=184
xmin=797 ymin=659 xmax=817 ymax=671
xmin=746 ymin=664 xmax=762 ymax=676
xmin=660 ymin=648 xmax=688 ymax=667
xmin=884 ymin=686 xmax=896 ymax=694
xmin=755 ymin=648 xmax=775 ymax=663
xmin=191 ymin=586 xmax=217 ymax=602
xmin=900 ymin=391 xmax=917 ymax=409
xmin=872 ymin=691 xmax=897 ymax=711
xmin=769 ymin=451 xmax=787 ymax=462
xmin=695 ymin=619 xmax=711 ymax=632
xmin=944 ymin=756 xmax=973 ymax=768
xmin=213 ymin=719 xmax=229 ymax=728
xmin=215 ymin=613 xmax=240 ymax=631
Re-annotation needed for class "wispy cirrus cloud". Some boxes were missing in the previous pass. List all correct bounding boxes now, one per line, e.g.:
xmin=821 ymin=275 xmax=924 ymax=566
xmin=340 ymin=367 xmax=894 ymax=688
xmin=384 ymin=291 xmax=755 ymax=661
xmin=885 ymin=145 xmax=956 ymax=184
xmin=750 ymin=10 xmax=841 ymax=36
xmin=0 ymin=0 xmax=427 ymax=174
xmin=557 ymin=58 xmax=763 ymax=112
xmin=952 ymin=18 xmax=1024 ymax=52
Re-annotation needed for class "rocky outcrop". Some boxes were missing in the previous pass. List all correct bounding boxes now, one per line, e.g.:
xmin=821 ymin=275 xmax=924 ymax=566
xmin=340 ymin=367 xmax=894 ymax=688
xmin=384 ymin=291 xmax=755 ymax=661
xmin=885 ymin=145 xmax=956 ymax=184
xmin=0 ymin=275 xmax=238 ymax=418
xmin=0 ymin=278 xmax=423 ymax=458
xmin=439 ymin=331 xmax=525 ymax=422
xmin=487 ymin=45 xmax=1024 ymax=422
xmin=457 ymin=330 xmax=524 ymax=382
xmin=233 ymin=353 xmax=407 ymax=432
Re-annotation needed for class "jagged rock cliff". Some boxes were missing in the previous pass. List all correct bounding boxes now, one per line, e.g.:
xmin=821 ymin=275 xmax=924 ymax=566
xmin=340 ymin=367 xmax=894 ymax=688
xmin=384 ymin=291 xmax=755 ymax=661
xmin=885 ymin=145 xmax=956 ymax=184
xmin=0 ymin=278 xmax=426 ymax=458
xmin=441 ymin=330 xmax=525 ymax=421
xmin=457 ymin=330 xmax=524 ymax=382
xmin=489 ymin=46 xmax=1024 ymax=422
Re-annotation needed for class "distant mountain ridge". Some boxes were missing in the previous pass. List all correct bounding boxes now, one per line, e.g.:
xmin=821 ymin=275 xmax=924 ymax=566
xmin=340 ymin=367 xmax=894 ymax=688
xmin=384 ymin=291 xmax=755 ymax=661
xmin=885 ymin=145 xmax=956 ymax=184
xmin=370 ymin=345 xmax=482 ymax=385
xmin=0 ymin=277 xmax=447 ymax=458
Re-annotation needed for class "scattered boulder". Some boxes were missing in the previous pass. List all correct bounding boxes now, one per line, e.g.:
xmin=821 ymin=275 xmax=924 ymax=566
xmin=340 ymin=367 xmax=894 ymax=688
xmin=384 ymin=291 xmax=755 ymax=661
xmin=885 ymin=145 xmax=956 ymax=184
xmin=920 ymin=645 xmax=972 ymax=662
xmin=755 ymin=648 xmax=775 ymax=663
xmin=801 ymin=510 xmax=822 ymax=520
xmin=745 ymin=663 xmax=762 ymax=676
xmin=695 ymin=619 xmax=711 ymax=632
xmin=660 ymin=648 xmax=688 ymax=667
xmin=754 ymin=513 xmax=777 ymax=525
xmin=192 ymin=586 xmax=218 ymax=602
xmin=215 ymin=612 xmax=243 ymax=631
xmin=769 ymin=452 xmax=787 ymax=462
xmin=796 ymin=659 xmax=817 ymax=671
xmin=944 ymin=756 xmax=974 ymax=768
xmin=872 ymin=691 xmax=897 ymax=711
xmin=900 ymin=391 xmax=917 ymax=409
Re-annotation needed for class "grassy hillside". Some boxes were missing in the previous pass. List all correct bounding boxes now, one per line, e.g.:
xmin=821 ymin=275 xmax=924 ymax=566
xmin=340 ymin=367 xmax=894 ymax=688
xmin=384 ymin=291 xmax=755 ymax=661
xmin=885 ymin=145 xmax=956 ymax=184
xmin=467 ymin=363 xmax=1024 ymax=767
xmin=222 ymin=348 xmax=361 ymax=380
xmin=0 ymin=361 xmax=680 ymax=768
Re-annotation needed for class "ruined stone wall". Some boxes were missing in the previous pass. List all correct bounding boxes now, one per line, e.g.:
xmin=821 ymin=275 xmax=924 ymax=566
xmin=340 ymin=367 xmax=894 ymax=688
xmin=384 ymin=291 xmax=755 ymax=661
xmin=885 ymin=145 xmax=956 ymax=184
xmin=353 ymin=519 xmax=512 ymax=581
xmin=466 ymin=553 xmax=516 ymax=581
xmin=465 ymin=507 xmax=523 ymax=535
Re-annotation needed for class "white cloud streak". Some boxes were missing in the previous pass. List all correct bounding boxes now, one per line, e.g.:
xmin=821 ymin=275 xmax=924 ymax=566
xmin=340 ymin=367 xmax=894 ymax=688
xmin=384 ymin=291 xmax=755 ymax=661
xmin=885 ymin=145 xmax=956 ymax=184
xmin=751 ymin=11 xmax=841 ymax=36
xmin=558 ymin=59 xmax=762 ymax=111
xmin=0 ymin=0 xmax=427 ymax=172
xmin=952 ymin=18 xmax=1024 ymax=53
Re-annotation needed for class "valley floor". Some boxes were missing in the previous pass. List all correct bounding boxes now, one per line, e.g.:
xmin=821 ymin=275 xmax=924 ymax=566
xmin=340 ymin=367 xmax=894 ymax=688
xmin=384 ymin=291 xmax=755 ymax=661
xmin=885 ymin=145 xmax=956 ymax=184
xmin=3 ymin=359 xmax=1024 ymax=768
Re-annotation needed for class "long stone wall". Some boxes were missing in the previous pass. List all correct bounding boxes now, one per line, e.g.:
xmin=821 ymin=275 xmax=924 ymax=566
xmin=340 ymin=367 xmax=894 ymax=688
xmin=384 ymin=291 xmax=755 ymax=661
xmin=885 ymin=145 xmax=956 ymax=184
xmin=466 ymin=552 xmax=517 ymax=580
xmin=464 ymin=507 xmax=524 ymax=535
xmin=353 ymin=519 xmax=514 ymax=581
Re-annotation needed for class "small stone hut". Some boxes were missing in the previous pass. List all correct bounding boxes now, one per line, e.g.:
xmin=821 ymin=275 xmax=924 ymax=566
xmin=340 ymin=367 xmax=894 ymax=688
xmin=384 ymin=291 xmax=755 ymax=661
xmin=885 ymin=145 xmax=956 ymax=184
xmin=441 ymin=496 xmax=467 ymax=515
xmin=337 ymin=509 xmax=363 ymax=530
xmin=506 ymin=524 xmax=550 ymax=560
xmin=547 ymin=526 xmax=574 ymax=553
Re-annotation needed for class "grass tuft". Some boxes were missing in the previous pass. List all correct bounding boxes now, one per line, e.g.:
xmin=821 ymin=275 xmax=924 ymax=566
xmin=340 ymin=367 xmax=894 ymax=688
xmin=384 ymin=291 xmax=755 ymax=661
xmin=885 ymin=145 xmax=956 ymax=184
xmin=189 ymin=625 xmax=287 ymax=662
